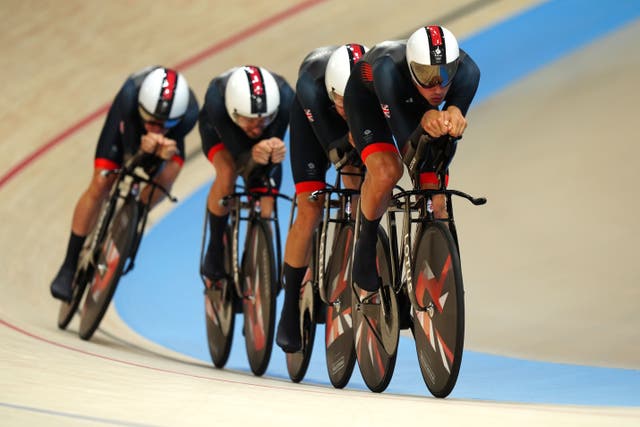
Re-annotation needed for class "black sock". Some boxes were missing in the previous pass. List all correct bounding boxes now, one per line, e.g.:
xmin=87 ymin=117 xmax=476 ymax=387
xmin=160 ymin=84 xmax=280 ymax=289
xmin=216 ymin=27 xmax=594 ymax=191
xmin=282 ymin=263 xmax=307 ymax=314
xmin=206 ymin=210 xmax=229 ymax=265
xmin=352 ymin=214 xmax=381 ymax=291
xmin=62 ymin=232 xmax=86 ymax=271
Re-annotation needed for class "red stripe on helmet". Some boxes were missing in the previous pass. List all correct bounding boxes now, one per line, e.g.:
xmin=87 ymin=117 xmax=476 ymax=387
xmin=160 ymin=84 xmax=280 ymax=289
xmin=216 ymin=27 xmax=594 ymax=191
xmin=246 ymin=66 xmax=264 ymax=96
xmin=245 ymin=66 xmax=267 ymax=114
xmin=347 ymin=43 xmax=365 ymax=66
xmin=426 ymin=26 xmax=443 ymax=46
xmin=162 ymin=69 xmax=177 ymax=101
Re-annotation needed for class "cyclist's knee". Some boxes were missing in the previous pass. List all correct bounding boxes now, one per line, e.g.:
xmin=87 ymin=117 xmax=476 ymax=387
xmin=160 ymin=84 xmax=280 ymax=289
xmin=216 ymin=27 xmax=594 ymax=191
xmin=155 ymin=160 xmax=181 ymax=188
xmin=212 ymin=152 xmax=236 ymax=189
xmin=259 ymin=196 xmax=275 ymax=218
xmin=368 ymin=159 xmax=403 ymax=191
xmin=431 ymin=194 xmax=448 ymax=219
xmin=212 ymin=166 xmax=236 ymax=194
xmin=295 ymin=197 xmax=323 ymax=230
xmin=88 ymin=169 xmax=115 ymax=200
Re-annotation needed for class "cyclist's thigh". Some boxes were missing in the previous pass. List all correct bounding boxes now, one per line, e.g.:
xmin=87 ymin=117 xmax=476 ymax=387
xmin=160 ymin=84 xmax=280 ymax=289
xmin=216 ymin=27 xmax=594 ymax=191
xmin=344 ymin=62 xmax=395 ymax=157
xmin=290 ymin=96 xmax=329 ymax=189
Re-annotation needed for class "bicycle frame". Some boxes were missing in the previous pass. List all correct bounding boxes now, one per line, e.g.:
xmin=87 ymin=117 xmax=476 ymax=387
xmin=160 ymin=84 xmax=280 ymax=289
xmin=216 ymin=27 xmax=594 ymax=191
xmin=98 ymin=154 xmax=177 ymax=275
xmin=309 ymin=169 xmax=362 ymax=305
xmin=385 ymin=168 xmax=486 ymax=312
xmin=220 ymin=173 xmax=292 ymax=300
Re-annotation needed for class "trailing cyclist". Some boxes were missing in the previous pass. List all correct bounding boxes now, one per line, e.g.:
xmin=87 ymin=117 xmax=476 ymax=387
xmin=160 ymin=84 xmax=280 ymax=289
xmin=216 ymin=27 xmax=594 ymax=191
xmin=199 ymin=65 xmax=294 ymax=285
xmin=50 ymin=66 xmax=199 ymax=302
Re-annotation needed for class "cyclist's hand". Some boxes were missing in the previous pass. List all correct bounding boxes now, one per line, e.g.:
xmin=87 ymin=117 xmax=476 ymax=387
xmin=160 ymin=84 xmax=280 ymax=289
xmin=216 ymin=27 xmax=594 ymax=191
xmin=156 ymin=137 xmax=178 ymax=161
xmin=141 ymin=132 xmax=164 ymax=154
xmin=251 ymin=140 xmax=272 ymax=165
xmin=421 ymin=110 xmax=451 ymax=138
xmin=444 ymin=106 xmax=467 ymax=138
xmin=267 ymin=137 xmax=286 ymax=163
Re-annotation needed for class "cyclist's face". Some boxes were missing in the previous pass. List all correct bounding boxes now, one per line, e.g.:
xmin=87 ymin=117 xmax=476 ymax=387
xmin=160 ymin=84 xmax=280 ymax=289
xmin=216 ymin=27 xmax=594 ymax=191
xmin=416 ymin=81 xmax=452 ymax=107
xmin=143 ymin=121 xmax=170 ymax=135
xmin=332 ymin=94 xmax=347 ymax=120
xmin=234 ymin=113 xmax=274 ymax=139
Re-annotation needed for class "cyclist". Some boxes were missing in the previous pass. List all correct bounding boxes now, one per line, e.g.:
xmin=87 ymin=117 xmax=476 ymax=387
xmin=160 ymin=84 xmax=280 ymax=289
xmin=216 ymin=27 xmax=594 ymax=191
xmin=276 ymin=44 xmax=367 ymax=353
xmin=199 ymin=65 xmax=294 ymax=283
xmin=50 ymin=66 xmax=199 ymax=302
xmin=344 ymin=26 xmax=480 ymax=292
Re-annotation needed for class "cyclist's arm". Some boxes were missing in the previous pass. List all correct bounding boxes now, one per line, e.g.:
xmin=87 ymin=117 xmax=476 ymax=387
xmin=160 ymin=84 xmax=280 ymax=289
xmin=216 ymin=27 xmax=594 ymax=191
xmin=164 ymin=88 xmax=199 ymax=164
xmin=371 ymin=54 xmax=426 ymax=152
xmin=201 ymin=80 xmax=250 ymax=160
xmin=442 ymin=51 xmax=480 ymax=117
xmin=94 ymin=81 xmax=132 ymax=159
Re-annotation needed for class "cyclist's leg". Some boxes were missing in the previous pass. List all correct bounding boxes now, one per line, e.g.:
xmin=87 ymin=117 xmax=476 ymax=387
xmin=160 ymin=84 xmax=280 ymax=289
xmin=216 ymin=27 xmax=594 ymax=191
xmin=51 ymin=161 xmax=117 ymax=301
xmin=352 ymin=150 xmax=402 ymax=292
xmin=203 ymin=146 xmax=237 ymax=281
xmin=419 ymin=173 xmax=449 ymax=219
xmin=252 ymin=163 xmax=282 ymax=219
xmin=277 ymin=96 xmax=327 ymax=352
xmin=419 ymin=136 xmax=456 ymax=218
xmin=277 ymin=191 xmax=324 ymax=352
xmin=344 ymin=63 xmax=403 ymax=292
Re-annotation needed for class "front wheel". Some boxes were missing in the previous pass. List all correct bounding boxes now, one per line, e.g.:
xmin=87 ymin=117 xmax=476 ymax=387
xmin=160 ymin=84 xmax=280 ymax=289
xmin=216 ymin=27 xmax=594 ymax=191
xmin=78 ymin=198 xmax=138 ymax=340
xmin=205 ymin=226 xmax=236 ymax=368
xmin=241 ymin=219 xmax=277 ymax=376
xmin=411 ymin=220 xmax=464 ymax=398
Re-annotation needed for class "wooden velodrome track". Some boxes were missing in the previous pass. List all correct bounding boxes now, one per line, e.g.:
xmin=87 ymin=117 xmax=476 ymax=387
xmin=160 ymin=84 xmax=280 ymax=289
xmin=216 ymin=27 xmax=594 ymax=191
xmin=2 ymin=0 xmax=639 ymax=425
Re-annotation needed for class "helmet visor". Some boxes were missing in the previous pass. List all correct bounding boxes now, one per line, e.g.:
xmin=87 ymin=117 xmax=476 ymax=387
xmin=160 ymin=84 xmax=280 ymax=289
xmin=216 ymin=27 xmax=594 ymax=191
xmin=409 ymin=60 xmax=459 ymax=89
xmin=138 ymin=106 xmax=182 ymax=129
xmin=233 ymin=109 xmax=278 ymax=129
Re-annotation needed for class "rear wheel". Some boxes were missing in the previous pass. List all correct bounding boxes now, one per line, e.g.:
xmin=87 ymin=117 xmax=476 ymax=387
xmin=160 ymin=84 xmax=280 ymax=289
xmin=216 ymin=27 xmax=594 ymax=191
xmin=353 ymin=227 xmax=398 ymax=393
xmin=324 ymin=224 xmax=357 ymax=389
xmin=241 ymin=219 xmax=277 ymax=376
xmin=411 ymin=220 xmax=464 ymax=398
xmin=205 ymin=226 xmax=236 ymax=368
xmin=78 ymin=198 xmax=138 ymax=340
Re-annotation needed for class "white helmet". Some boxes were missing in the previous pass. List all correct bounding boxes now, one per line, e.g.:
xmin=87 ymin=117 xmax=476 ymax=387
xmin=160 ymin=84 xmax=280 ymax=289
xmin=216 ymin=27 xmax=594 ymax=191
xmin=406 ymin=26 xmax=460 ymax=88
xmin=225 ymin=66 xmax=280 ymax=123
xmin=324 ymin=43 xmax=368 ymax=102
xmin=138 ymin=67 xmax=189 ymax=128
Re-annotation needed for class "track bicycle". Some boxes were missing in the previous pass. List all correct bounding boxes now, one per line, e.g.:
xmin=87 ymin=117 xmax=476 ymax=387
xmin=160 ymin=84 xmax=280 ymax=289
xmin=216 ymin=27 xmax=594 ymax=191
xmin=352 ymin=135 xmax=486 ymax=396
xmin=201 ymin=162 xmax=291 ymax=376
xmin=57 ymin=152 xmax=176 ymax=341
xmin=284 ymin=167 xmax=362 ymax=387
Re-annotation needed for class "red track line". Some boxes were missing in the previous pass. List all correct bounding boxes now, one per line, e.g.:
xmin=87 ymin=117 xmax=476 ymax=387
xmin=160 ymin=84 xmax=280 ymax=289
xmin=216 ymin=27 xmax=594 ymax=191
xmin=0 ymin=317 xmax=424 ymax=401
xmin=0 ymin=0 xmax=326 ymax=191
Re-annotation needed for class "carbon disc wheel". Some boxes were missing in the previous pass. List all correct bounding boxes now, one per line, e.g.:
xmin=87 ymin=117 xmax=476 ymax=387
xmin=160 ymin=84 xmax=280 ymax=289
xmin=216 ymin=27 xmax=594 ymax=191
xmin=324 ymin=224 xmax=357 ymax=389
xmin=411 ymin=221 xmax=464 ymax=398
xmin=353 ymin=228 xmax=398 ymax=393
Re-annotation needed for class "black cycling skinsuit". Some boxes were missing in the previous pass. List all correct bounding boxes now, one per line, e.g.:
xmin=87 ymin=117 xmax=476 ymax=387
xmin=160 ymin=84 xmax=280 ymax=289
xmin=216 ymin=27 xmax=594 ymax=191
xmin=95 ymin=66 xmax=199 ymax=170
xmin=344 ymin=41 xmax=480 ymax=184
xmin=289 ymin=46 xmax=357 ymax=194
xmin=198 ymin=67 xmax=295 ymax=189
